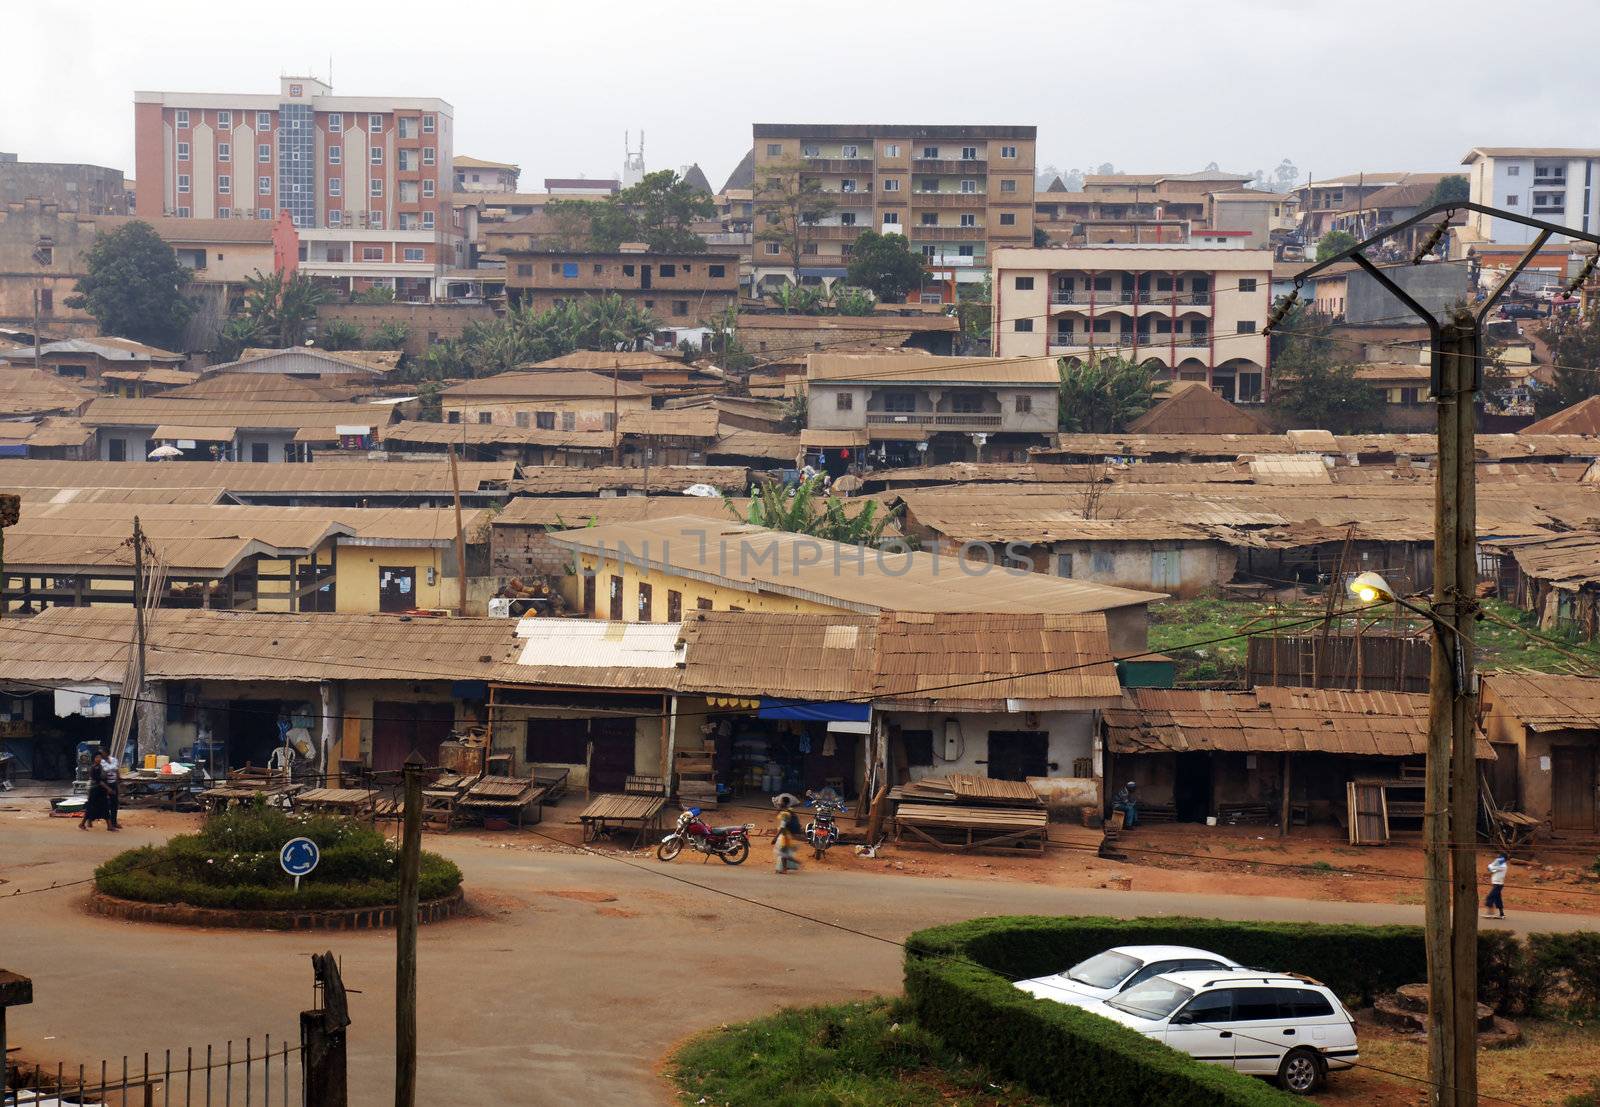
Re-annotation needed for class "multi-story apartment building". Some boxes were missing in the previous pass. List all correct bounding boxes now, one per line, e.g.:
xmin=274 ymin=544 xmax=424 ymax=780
xmin=1292 ymin=172 xmax=1445 ymax=240
xmin=0 ymin=154 xmax=128 ymax=214
xmin=133 ymin=76 xmax=458 ymax=300
xmin=751 ymin=124 xmax=1036 ymax=299
xmin=990 ymin=244 xmax=1273 ymax=405
xmin=453 ymin=156 xmax=520 ymax=193
xmin=1462 ymin=147 xmax=1600 ymax=244
xmin=501 ymin=247 xmax=740 ymax=344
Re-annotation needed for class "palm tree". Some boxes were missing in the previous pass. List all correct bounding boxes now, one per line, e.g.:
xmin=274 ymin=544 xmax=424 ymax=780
xmin=1057 ymin=352 xmax=1160 ymax=433
xmin=727 ymin=474 xmax=894 ymax=545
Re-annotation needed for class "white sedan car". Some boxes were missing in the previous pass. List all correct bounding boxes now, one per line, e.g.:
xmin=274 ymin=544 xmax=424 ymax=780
xmin=1090 ymin=969 xmax=1360 ymax=1094
xmin=1013 ymin=945 xmax=1242 ymax=1010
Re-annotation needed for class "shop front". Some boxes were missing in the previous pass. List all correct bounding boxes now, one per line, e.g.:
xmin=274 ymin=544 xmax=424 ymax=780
xmin=703 ymin=697 xmax=870 ymax=801
xmin=0 ymin=685 xmax=117 ymax=782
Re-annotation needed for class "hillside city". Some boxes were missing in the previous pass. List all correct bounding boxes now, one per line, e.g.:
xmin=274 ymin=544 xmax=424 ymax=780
xmin=3 ymin=12 xmax=1600 ymax=1107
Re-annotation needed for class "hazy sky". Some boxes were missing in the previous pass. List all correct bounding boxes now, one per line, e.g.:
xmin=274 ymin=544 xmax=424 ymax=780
xmin=6 ymin=0 xmax=1598 ymax=191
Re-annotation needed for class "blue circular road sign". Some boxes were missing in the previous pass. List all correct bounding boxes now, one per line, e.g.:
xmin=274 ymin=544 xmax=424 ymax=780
xmin=280 ymin=836 xmax=320 ymax=878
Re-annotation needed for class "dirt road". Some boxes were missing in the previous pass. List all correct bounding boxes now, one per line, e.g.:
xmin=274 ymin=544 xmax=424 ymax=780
xmin=2 ymin=810 xmax=1595 ymax=1106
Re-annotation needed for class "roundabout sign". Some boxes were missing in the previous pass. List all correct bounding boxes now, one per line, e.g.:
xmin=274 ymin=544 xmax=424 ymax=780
xmin=279 ymin=836 xmax=320 ymax=891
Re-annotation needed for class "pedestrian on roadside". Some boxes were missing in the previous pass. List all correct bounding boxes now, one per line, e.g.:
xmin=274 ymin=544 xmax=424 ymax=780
xmin=79 ymin=751 xmax=111 ymax=831
xmin=102 ymin=752 xmax=122 ymax=830
xmin=774 ymin=796 xmax=802 ymax=875
xmin=1113 ymin=780 xmax=1140 ymax=828
xmin=1484 ymin=852 xmax=1508 ymax=919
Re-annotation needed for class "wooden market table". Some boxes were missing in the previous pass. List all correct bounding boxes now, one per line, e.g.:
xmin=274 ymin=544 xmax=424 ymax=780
xmin=117 ymin=770 xmax=199 ymax=811
xmin=579 ymin=793 xmax=667 ymax=847
xmin=292 ymin=787 xmax=381 ymax=818
xmin=893 ymin=802 xmax=1049 ymax=854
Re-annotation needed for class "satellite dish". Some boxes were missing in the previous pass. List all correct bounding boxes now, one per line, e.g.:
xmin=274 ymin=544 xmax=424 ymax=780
xmin=147 ymin=444 xmax=182 ymax=460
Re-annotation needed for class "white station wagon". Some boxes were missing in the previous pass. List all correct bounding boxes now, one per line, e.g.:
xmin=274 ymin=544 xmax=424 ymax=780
xmin=1088 ymin=969 xmax=1359 ymax=1095
xmin=1013 ymin=945 xmax=1242 ymax=1009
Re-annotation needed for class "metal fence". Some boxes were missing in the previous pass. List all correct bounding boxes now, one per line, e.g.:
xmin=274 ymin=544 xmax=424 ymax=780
xmin=9 ymin=1036 xmax=302 ymax=1107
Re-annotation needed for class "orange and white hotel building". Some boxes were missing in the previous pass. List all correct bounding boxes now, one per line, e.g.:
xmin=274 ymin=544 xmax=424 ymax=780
xmin=134 ymin=76 xmax=461 ymax=301
xmin=990 ymin=243 xmax=1274 ymax=404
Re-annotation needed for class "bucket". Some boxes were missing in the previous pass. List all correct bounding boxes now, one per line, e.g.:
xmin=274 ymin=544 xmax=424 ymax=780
xmin=1205 ymin=816 xmax=1218 ymax=827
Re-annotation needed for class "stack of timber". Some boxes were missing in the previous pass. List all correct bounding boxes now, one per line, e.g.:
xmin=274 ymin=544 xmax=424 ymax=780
xmin=888 ymin=774 xmax=1047 ymax=854
xmin=675 ymin=735 xmax=718 ymax=807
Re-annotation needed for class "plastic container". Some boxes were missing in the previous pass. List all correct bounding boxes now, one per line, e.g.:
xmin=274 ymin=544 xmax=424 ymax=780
xmin=144 ymin=754 xmax=158 ymax=770
xmin=1205 ymin=816 xmax=1218 ymax=827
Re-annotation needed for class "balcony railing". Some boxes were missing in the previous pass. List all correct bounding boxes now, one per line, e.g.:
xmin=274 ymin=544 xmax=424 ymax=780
xmin=912 ymin=158 xmax=987 ymax=174
xmin=1049 ymin=290 xmax=1212 ymax=306
xmin=803 ymin=157 xmax=875 ymax=174
xmin=914 ymin=192 xmax=986 ymax=208
xmin=866 ymin=412 xmax=1004 ymax=428
xmin=909 ymin=226 xmax=982 ymax=242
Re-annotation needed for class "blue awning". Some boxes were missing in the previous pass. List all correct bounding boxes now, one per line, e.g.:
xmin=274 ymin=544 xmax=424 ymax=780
xmin=757 ymin=698 xmax=870 ymax=723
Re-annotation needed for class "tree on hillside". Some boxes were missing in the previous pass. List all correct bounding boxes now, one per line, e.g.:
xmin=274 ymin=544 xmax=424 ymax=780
xmin=317 ymin=319 xmax=365 ymax=351
xmin=754 ymin=161 xmax=836 ymax=283
xmin=67 ymin=221 xmax=193 ymax=348
xmin=1057 ymin=352 xmax=1160 ymax=432
xmin=727 ymin=474 xmax=894 ymax=545
xmin=546 ymin=170 xmax=713 ymax=253
xmin=701 ymin=305 xmax=754 ymax=371
xmin=1425 ymin=175 xmax=1470 ymax=207
xmin=1532 ymin=310 xmax=1600 ymax=416
xmin=1269 ymin=304 xmax=1385 ymax=433
xmin=238 ymin=270 xmax=330 ymax=347
xmin=1316 ymin=229 xmax=1358 ymax=261
xmin=846 ymin=231 xmax=923 ymax=303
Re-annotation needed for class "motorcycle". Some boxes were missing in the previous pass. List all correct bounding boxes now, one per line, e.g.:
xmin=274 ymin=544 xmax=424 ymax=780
xmin=657 ymin=808 xmax=754 ymax=865
xmin=804 ymin=790 xmax=846 ymax=859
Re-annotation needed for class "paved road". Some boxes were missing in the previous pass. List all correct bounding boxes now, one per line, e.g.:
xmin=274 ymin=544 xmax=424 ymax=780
xmin=2 ymin=815 xmax=1595 ymax=1106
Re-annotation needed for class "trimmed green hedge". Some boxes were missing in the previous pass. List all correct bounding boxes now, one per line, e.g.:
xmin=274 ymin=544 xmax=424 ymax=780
xmin=902 ymin=914 xmax=1556 ymax=1105
xmin=94 ymin=805 xmax=462 ymax=911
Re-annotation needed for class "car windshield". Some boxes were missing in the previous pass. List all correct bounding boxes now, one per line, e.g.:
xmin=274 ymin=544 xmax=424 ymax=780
xmin=1107 ymin=978 xmax=1195 ymax=1019
xmin=1065 ymin=951 xmax=1141 ymax=989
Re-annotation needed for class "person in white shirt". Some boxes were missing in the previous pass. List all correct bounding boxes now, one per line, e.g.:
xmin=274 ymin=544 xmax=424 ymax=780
xmin=1484 ymin=853 xmax=1508 ymax=919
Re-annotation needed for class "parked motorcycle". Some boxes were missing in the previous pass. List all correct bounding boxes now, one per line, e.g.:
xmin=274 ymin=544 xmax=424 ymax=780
xmin=657 ymin=808 xmax=754 ymax=865
xmin=804 ymin=791 xmax=846 ymax=859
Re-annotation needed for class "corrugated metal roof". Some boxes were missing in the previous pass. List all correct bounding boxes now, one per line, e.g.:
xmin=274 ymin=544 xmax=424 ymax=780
xmin=1482 ymin=672 xmax=1600 ymax=731
xmin=506 ymin=618 xmax=685 ymax=689
xmin=81 ymin=398 xmax=386 ymax=430
xmin=1127 ymin=383 xmax=1274 ymax=436
xmin=381 ymin=421 xmax=612 ymax=449
xmin=806 ymin=352 xmax=1060 ymax=385
xmin=0 ymin=459 xmax=516 ymax=494
xmin=678 ymin=611 xmax=877 ymax=700
xmin=616 ymin=408 xmax=720 ymax=438
xmin=709 ymin=429 xmax=802 ymax=461
xmin=509 ymin=466 xmax=749 ymax=495
xmin=440 ymin=371 xmax=653 ymax=399
xmin=0 ymin=368 xmax=97 ymax=417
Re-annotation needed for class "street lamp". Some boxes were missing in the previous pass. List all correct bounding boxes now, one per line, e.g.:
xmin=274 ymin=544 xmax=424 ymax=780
xmin=1347 ymin=570 xmax=1467 ymax=686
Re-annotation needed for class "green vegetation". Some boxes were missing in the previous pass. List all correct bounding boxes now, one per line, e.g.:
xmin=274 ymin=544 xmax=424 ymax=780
xmin=95 ymin=803 xmax=461 ymax=913
xmin=1268 ymin=304 xmax=1385 ymax=434
xmin=1424 ymin=174 xmax=1470 ymax=208
xmin=67 ymin=220 xmax=194 ymax=349
xmin=1533 ymin=309 xmax=1600 ymax=417
xmin=233 ymin=270 xmax=331 ymax=349
xmin=1315 ymin=228 xmax=1357 ymax=261
xmin=404 ymin=294 xmax=659 ymax=384
xmin=546 ymin=169 xmax=714 ymax=254
xmin=845 ymin=230 xmax=924 ymax=303
xmin=1057 ymin=352 xmax=1160 ymax=432
xmin=728 ymin=473 xmax=895 ymax=545
xmin=669 ymin=998 xmax=1045 ymax=1107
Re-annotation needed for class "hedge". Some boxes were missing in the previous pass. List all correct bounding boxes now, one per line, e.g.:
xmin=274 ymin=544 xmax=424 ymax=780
xmin=903 ymin=914 xmax=1584 ymax=1105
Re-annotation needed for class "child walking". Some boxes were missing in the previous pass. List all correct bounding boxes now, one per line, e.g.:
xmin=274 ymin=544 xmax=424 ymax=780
xmin=1484 ymin=852 xmax=1508 ymax=919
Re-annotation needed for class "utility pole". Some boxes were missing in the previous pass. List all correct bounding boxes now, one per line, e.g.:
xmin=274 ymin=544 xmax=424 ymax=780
xmin=1288 ymin=202 xmax=1593 ymax=1107
xmin=394 ymin=755 xmax=423 ymax=1107
xmin=611 ymin=358 xmax=621 ymax=466
xmin=446 ymin=447 xmax=468 ymax=616
xmin=131 ymin=517 xmax=149 ymax=682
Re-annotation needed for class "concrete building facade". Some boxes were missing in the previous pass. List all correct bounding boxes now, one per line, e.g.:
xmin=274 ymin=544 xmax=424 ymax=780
xmin=1463 ymin=147 xmax=1600 ymax=244
xmin=0 ymin=155 xmax=128 ymax=215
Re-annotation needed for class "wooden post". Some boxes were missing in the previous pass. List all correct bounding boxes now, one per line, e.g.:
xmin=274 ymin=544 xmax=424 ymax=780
xmin=301 ymin=1009 xmax=347 ymax=1107
xmin=447 ymin=448 xmax=468 ymax=616
xmin=395 ymin=756 xmax=423 ymax=1107
xmin=611 ymin=358 xmax=621 ymax=466
xmin=1279 ymin=752 xmax=1292 ymax=838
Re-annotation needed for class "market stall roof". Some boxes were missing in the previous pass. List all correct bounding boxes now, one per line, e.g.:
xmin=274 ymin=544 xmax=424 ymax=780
xmin=508 ymin=465 xmax=750 ymax=496
xmin=1481 ymin=672 xmax=1600 ymax=732
xmin=153 ymin=424 xmax=238 ymax=441
xmin=503 ymin=618 xmax=685 ymax=689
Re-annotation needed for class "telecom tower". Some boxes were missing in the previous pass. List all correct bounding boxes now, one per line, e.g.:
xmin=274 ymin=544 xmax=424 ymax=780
xmin=623 ymin=131 xmax=646 ymax=187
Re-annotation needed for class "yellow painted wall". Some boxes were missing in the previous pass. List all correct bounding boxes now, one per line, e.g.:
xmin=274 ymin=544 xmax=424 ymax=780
xmin=573 ymin=552 xmax=839 ymax=621
xmin=334 ymin=544 xmax=451 ymax=613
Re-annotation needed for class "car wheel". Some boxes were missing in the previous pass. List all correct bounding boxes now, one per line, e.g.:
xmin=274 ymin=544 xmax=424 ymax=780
xmin=1277 ymin=1047 xmax=1322 ymax=1095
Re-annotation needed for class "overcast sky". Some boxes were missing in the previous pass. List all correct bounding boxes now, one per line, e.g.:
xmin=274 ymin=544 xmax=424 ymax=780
xmin=6 ymin=0 xmax=1597 ymax=192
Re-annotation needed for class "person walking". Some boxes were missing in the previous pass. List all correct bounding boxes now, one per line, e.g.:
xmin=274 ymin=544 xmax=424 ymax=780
xmin=1113 ymin=781 xmax=1140 ymax=828
xmin=773 ymin=796 xmax=802 ymax=875
xmin=79 ymin=751 xmax=112 ymax=831
xmin=102 ymin=752 xmax=122 ymax=830
xmin=1484 ymin=852 xmax=1508 ymax=919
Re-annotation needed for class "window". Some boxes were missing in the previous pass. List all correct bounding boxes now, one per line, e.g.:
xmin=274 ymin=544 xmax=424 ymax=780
xmin=217 ymin=142 xmax=231 ymax=162
xmin=422 ymin=211 xmax=435 ymax=229
xmin=368 ymin=211 xmax=383 ymax=228
xmin=882 ymin=143 xmax=899 ymax=158
xmin=476 ymin=411 xmax=493 ymax=425
xmin=840 ymin=178 xmax=857 ymax=193
xmin=958 ymin=245 xmax=974 ymax=256
xmin=659 ymin=263 xmax=676 ymax=277
xmin=249 ymin=442 xmax=270 ymax=463
xmin=422 ymin=147 xmax=435 ymax=165
xmin=1506 ymin=194 xmax=1519 ymax=206
xmin=951 ymin=393 xmax=983 ymax=414
xmin=766 ymin=142 xmax=783 ymax=156
xmin=1236 ymin=320 xmax=1255 ymax=334
xmin=526 ymin=718 xmax=587 ymax=765
xmin=1231 ymin=988 xmax=1292 ymax=1022
xmin=515 ymin=263 xmax=532 ymax=277
xmin=836 ymin=392 xmax=853 ymax=411
xmin=257 ymin=207 xmax=271 ymax=220
xmin=1014 ymin=318 xmax=1034 ymax=332
xmin=1286 ymin=989 xmax=1335 ymax=1018
xmin=327 ymin=112 xmax=341 ymax=131
xmin=422 ymin=179 xmax=435 ymax=198
xmin=217 ymin=110 xmax=231 ymax=128
xmin=709 ymin=264 xmax=726 ymax=278
xmin=882 ymin=391 xmax=919 ymax=414
xmin=921 ymin=146 xmax=938 ymax=158
xmin=959 ymin=213 xmax=976 ymax=227
xmin=999 ymin=212 xmax=1016 ymax=225
xmin=329 ymin=178 xmax=341 ymax=196
xmin=1238 ymin=278 xmax=1257 ymax=292
xmin=175 ymin=206 xmax=191 ymax=217
xmin=217 ymin=175 xmax=231 ymax=194
xmin=841 ymin=144 xmax=858 ymax=158
xmin=1091 ymin=550 xmax=1115 ymax=573
xmin=422 ymin=115 xmax=435 ymax=133
xmin=536 ymin=412 xmax=556 ymax=430
xmin=1001 ymin=145 xmax=1017 ymax=158
xmin=696 ymin=597 xmax=714 ymax=611
xmin=108 ymin=438 xmax=126 ymax=462
xmin=403 ymin=247 xmax=425 ymax=262
xmin=558 ymin=411 xmax=574 ymax=431
xmin=368 ymin=113 xmax=383 ymax=133
xmin=1505 ymin=164 xmax=1520 ymax=176
xmin=921 ymin=212 xmax=938 ymax=225
xmin=256 ymin=111 xmax=272 ymax=131
xmin=258 ymin=143 xmax=271 ymax=163
xmin=362 ymin=246 xmax=384 ymax=261
xmin=175 ymin=109 xmax=190 ymax=129
xmin=840 ymin=212 xmax=857 ymax=226
xmin=288 ymin=83 xmax=303 ymax=97
xmin=960 ymin=178 xmax=977 ymax=194
xmin=176 ymin=141 xmax=190 ymax=160
xmin=883 ymin=211 xmax=900 ymax=224
xmin=218 ymin=207 xmax=231 ymax=219
xmin=1016 ymin=394 xmax=1033 ymax=414
xmin=176 ymin=174 xmax=190 ymax=193
xmin=370 ymin=178 xmax=383 ymax=197
xmin=1014 ymin=276 xmax=1034 ymax=291
xmin=961 ymin=146 xmax=977 ymax=160
xmin=257 ymin=176 xmax=271 ymax=195
xmin=1000 ymin=179 xmax=1018 ymax=193
xmin=397 ymin=117 xmax=418 ymax=140
xmin=671 ymin=299 xmax=689 ymax=316
xmin=883 ymin=178 xmax=900 ymax=192
xmin=764 ymin=241 xmax=781 ymax=255
xmin=328 ymin=145 xmax=341 ymax=165
xmin=370 ymin=147 xmax=383 ymax=165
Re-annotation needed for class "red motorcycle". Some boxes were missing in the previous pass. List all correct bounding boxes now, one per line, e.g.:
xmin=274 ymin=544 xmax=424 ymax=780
xmin=657 ymin=808 xmax=754 ymax=865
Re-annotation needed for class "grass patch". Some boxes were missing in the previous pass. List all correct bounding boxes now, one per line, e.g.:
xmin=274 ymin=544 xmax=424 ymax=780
xmin=668 ymin=998 xmax=1046 ymax=1107
xmin=95 ymin=803 xmax=462 ymax=912
xmin=1357 ymin=1017 xmax=1600 ymax=1107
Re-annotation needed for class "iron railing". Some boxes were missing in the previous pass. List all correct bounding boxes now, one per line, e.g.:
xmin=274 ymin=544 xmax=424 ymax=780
xmin=10 ymin=1036 xmax=303 ymax=1107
